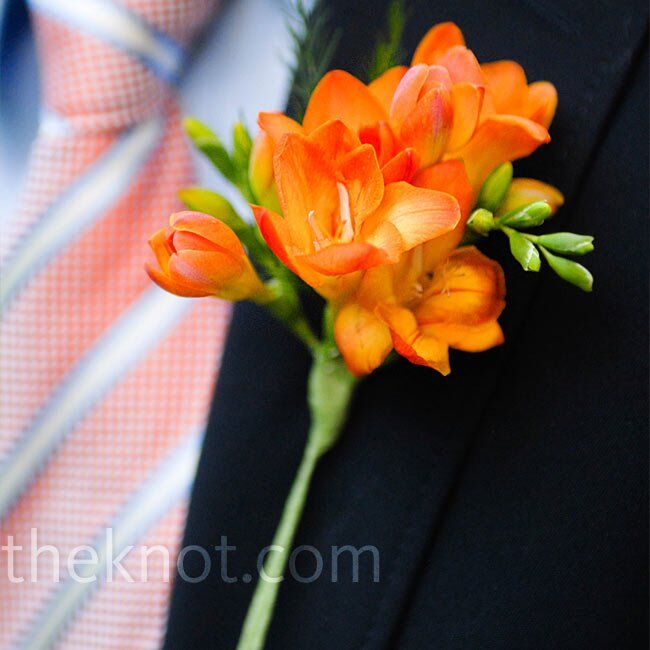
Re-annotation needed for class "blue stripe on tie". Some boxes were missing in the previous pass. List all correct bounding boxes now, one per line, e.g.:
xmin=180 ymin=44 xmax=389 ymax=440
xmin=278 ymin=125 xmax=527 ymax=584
xmin=18 ymin=430 xmax=203 ymax=650
xmin=28 ymin=0 xmax=185 ymax=83
xmin=0 ymin=115 xmax=163 ymax=311
xmin=0 ymin=286 xmax=194 ymax=521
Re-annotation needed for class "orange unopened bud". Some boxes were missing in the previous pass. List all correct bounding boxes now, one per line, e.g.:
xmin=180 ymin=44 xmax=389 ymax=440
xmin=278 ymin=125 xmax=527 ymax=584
xmin=146 ymin=211 xmax=269 ymax=302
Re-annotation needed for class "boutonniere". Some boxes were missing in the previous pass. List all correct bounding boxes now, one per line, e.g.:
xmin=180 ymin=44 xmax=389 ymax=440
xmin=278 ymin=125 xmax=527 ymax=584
xmin=146 ymin=3 xmax=594 ymax=648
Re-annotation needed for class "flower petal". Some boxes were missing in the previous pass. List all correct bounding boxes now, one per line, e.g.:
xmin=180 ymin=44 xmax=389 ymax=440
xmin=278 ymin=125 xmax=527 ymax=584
xmin=308 ymin=119 xmax=362 ymax=162
xmin=389 ymin=64 xmax=432 ymax=128
xmin=499 ymin=178 xmax=564 ymax=215
xmin=273 ymin=131 xmax=339 ymax=248
xmin=362 ymin=181 xmax=460 ymax=257
xmin=368 ymin=66 xmax=408 ymax=112
xmin=335 ymin=302 xmax=393 ymax=376
xmin=249 ymin=130 xmax=282 ymax=212
xmin=437 ymin=45 xmax=485 ymax=85
xmin=381 ymin=148 xmax=419 ymax=184
xmin=145 ymin=263 xmax=211 ymax=298
xmin=303 ymin=70 xmax=388 ymax=133
xmin=148 ymin=227 xmax=173 ymax=274
xmin=171 ymin=250 xmax=264 ymax=301
xmin=252 ymin=205 xmax=297 ymax=272
xmin=258 ymin=111 xmax=303 ymax=143
xmin=481 ymin=60 xmax=528 ymax=115
xmin=339 ymin=143 xmax=385 ymax=221
xmin=526 ymin=81 xmax=558 ymax=128
xmin=413 ymin=159 xmax=473 ymax=218
xmin=376 ymin=303 xmax=450 ymax=375
xmin=298 ymin=242 xmax=388 ymax=276
xmin=413 ymin=159 xmax=474 ymax=268
xmin=431 ymin=320 xmax=504 ymax=352
xmin=171 ymin=249 xmax=245 ymax=288
xmin=415 ymin=247 xmax=505 ymax=327
xmin=359 ymin=121 xmax=398 ymax=166
xmin=448 ymin=82 xmax=484 ymax=151
xmin=170 ymin=211 xmax=245 ymax=257
xmin=452 ymin=114 xmax=550 ymax=191
xmin=400 ymin=85 xmax=453 ymax=167
xmin=412 ymin=22 xmax=465 ymax=65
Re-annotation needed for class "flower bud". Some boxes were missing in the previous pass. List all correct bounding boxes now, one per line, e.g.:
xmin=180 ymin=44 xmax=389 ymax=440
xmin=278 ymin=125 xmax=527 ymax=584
xmin=539 ymin=247 xmax=593 ymax=292
xmin=507 ymin=229 xmax=541 ymax=271
xmin=477 ymin=162 xmax=513 ymax=212
xmin=249 ymin=130 xmax=281 ymax=212
xmin=467 ymin=208 xmax=496 ymax=235
xmin=498 ymin=200 xmax=552 ymax=228
xmin=232 ymin=121 xmax=253 ymax=170
xmin=183 ymin=117 xmax=236 ymax=183
xmin=535 ymin=232 xmax=594 ymax=256
xmin=178 ymin=188 xmax=248 ymax=236
xmin=146 ymin=211 xmax=270 ymax=302
xmin=499 ymin=178 xmax=564 ymax=216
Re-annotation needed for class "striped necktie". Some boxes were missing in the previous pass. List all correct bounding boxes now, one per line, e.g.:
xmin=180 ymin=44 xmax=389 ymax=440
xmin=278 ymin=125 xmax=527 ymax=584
xmin=0 ymin=1 xmax=228 ymax=647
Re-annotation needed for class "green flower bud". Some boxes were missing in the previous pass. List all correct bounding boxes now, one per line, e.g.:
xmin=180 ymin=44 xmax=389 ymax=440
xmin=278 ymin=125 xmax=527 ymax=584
xmin=507 ymin=229 xmax=541 ymax=272
xmin=535 ymin=232 xmax=594 ymax=255
xmin=467 ymin=208 xmax=496 ymax=236
xmin=178 ymin=188 xmax=248 ymax=235
xmin=540 ymin=247 xmax=593 ymax=292
xmin=183 ymin=117 xmax=236 ymax=182
xmin=498 ymin=200 xmax=552 ymax=229
xmin=477 ymin=162 xmax=513 ymax=212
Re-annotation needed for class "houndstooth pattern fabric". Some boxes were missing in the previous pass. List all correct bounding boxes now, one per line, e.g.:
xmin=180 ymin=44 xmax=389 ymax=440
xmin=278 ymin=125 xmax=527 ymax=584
xmin=0 ymin=1 xmax=226 ymax=648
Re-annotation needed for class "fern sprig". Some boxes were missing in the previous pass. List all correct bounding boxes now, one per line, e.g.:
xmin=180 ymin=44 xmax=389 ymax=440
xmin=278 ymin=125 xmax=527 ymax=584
xmin=285 ymin=0 xmax=341 ymax=121
xmin=367 ymin=0 xmax=407 ymax=81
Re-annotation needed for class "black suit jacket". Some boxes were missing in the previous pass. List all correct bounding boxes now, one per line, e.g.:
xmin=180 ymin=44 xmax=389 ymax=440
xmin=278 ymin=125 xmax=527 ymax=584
xmin=165 ymin=1 xmax=649 ymax=648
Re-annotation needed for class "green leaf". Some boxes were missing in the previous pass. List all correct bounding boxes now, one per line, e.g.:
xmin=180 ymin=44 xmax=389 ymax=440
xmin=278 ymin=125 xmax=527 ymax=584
xmin=477 ymin=162 xmax=513 ymax=212
xmin=178 ymin=188 xmax=248 ymax=235
xmin=183 ymin=117 xmax=236 ymax=182
xmin=507 ymin=230 xmax=541 ymax=271
xmin=536 ymin=232 xmax=594 ymax=255
xmin=498 ymin=200 xmax=552 ymax=229
xmin=540 ymin=246 xmax=593 ymax=292
xmin=466 ymin=208 xmax=496 ymax=236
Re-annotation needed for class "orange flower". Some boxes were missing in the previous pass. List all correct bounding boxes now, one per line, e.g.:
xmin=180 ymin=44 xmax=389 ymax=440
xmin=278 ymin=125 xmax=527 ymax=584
xmin=251 ymin=120 xmax=460 ymax=301
xmin=411 ymin=21 xmax=555 ymax=189
xmin=146 ymin=211 xmax=268 ymax=301
xmin=335 ymin=245 xmax=506 ymax=376
xmin=250 ymin=22 xmax=555 ymax=202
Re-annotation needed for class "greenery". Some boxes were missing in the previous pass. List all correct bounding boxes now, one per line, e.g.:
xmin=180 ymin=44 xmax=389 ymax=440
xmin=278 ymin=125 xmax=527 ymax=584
xmin=285 ymin=0 xmax=341 ymax=121
xmin=367 ymin=0 xmax=407 ymax=81
xmin=468 ymin=163 xmax=595 ymax=292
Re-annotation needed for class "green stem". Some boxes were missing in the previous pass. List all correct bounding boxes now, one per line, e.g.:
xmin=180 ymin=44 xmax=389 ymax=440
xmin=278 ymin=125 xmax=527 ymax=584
xmin=235 ymin=440 xmax=319 ymax=650
xmin=236 ymin=343 xmax=357 ymax=650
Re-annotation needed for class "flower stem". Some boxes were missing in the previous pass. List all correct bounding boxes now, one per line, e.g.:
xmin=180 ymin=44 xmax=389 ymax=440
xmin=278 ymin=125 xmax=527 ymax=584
xmin=236 ymin=343 xmax=357 ymax=650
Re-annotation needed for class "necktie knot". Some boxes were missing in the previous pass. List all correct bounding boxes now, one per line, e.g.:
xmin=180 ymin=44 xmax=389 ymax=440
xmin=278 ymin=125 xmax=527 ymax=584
xmin=29 ymin=0 xmax=216 ymax=132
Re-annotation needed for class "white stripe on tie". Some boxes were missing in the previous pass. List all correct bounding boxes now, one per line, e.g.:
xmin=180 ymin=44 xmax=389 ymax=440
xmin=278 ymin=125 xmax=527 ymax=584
xmin=27 ymin=0 xmax=185 ymax=82
xmin=18 ymin=431 xmax=203 ymax=650
xmin=0 ymin=286 xmax=194 ymax=520
xmin=0 ymin=116 xmax=163 ymax=310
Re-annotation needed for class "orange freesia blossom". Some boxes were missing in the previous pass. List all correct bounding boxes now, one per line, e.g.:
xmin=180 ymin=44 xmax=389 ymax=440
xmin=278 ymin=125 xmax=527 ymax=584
xmin=250 ymin=21 xmax=555 ymax=207
xmin=146 ymin=211 xmax=269 ymax=301
xmin=148 ymin=22 xmax=561 ymax=376
xmin=251 ymin=120 xmax=460 ymax=300
xmin=334 ymin=241 xmax=506 ymax=377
